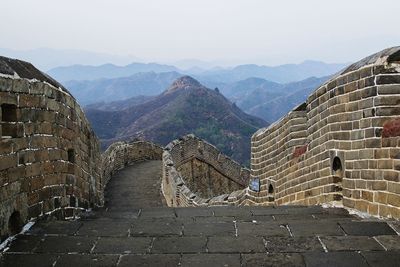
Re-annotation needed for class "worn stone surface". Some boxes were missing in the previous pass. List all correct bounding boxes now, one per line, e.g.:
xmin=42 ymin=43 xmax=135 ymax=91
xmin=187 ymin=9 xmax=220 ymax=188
xmin=242 ymin=253 xmax=305 ymax=267
xmin=35 ymin=236 xmax=97 ymax=253
xmin=181 ymin=254 xmax=241 ymax=267
xmin=375 ymin=235 xmax=400 ymax=250
xmin=0 ymin=254 xmax=59 ymax=267
xmin=152 ymin=236 xmax=207 ymax=253
xmin=320 ymin=236 xmax=384 ymax=251
xmin=264 ymin=236 xmax=323 ymax=253
xmin=339 ymin=221 xmax=397 ymax=236
xmin=183 ymin=222 xmax=235 ymax=236
xmin=208 ymin=236 xmax=266 ymax=253
xmin=55 ymin=255 xmax=119 ymax=267
xmin=237 ymin=221 xmax=289 ymax=237
xmin=1 ymin=161 xmax=399 ymax=266
xmin=131 ymin=220 xmax=182 ymax=236
xmin=361 ymin=251 xmax=400 ymax=267
xmin=93 ymin=237 xmax=152 ymax=254
xmin=118 ymin=254 xmax=181 ymax=267
xmin=303 ymin=252 xmax=369 ymax=267
xmin=288 ymin=221 xmax=345 ymax=237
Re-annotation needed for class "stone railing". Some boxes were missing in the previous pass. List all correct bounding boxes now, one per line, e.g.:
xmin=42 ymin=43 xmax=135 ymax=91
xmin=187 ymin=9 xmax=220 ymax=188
xmin=162 ymin=134 xmax=253 ymax=207
xmin=251 ymin=47 xmax=400 ymax=219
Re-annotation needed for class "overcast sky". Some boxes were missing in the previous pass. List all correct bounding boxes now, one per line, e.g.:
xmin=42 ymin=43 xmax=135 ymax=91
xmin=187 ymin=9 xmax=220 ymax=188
xmin=1 ymin=0 xmax=399 ymax=66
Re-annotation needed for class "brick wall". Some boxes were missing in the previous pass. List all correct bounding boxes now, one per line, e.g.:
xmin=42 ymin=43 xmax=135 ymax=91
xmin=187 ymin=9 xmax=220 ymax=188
xmin=0 ymin=58 xmax=102 ymax=241
xmin=162 ymin=135 xmax=250 ymax=207
xmin=251 ymin=47 xmax=400 ymax=219
xmin=0 ymin=57 xmax=164 ymax=242
xmin=101 ymin=141 xmax=163 ymax=187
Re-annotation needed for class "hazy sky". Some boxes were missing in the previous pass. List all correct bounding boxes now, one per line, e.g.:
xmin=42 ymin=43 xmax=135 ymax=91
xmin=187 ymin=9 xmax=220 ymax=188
xmin=1 ymin=0 xmax=400 ymax=65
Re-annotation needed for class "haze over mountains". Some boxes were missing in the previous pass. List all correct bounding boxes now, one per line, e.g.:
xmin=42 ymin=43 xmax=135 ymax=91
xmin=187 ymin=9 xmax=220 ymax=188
xmin=0 ymin=47 xmax=140 ymax=71
xmin=60 ymin=69 xmax=330 ymax=124
xmin=222 ymin=76 xmax=330 ymax=122
xmin=65 ymin=72 xmax=181 ymax=105
xmin=51 ymin=60 xmax=345 ymax=122
xmin=49 ymin=59 xmax=345 ymax=84
xmin=86 ymin=76 xmax=267 ymax=165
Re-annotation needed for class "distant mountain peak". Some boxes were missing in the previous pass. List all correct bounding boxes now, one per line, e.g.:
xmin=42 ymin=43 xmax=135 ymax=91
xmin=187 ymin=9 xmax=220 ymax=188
xmin=166 ymin=75 xmax=202 ymax=93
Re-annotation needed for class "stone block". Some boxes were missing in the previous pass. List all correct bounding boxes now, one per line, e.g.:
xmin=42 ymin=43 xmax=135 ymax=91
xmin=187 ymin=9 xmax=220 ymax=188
xmin=383 ymin=170 xmax=399 ymax=182
xmin=370 ymin=181 xmax=387 ymax=191
xmin=339 ymin=221 xmax=396 ymax=236
xmin=365 ymin=138 xmax=381 ymax=148
xmin=374 ymin=192 xmax=388 ymax=204
xmin=320 ymin=236 xmax=383 ymax=251
xmin=378 ymin=159 xmax=393 ymax=169
xmin=152 ymin=236 xmax=207 ymax=253
xmin=387 ymin=193 xmax=400 ymax=207
xmin=376 ymin=107 xmax=400 ymax=116
xmin=375 ymin=95 xmax=400 ymax=106
xmin=377 ymin=84 xmax=400 ymax=95
xmin=376 ymin=75 xmax=400 ymax=85
xmin=0 ymin=154 xmax=17 ymax=170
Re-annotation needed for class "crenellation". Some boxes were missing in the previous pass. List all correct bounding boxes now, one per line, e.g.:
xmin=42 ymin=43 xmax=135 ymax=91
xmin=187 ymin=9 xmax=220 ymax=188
xmin=251 ymin=47 xmax=400 ymax=219
xmin=162 ymin=134 xmax=251 ymax=207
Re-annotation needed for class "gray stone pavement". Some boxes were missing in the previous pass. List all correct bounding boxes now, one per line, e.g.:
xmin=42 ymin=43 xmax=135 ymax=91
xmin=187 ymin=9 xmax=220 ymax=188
xmin=1 ymin=160 xmax=400 ymax=266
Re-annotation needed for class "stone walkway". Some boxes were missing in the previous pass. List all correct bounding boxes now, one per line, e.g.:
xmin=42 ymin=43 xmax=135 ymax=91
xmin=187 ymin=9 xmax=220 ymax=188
xmin=1 ymin=160 xmax=400 ymax=266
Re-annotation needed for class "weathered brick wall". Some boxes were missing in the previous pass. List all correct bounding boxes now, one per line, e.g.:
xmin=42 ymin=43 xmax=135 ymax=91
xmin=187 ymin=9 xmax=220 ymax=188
xmin=0 ymin=57 xmax=102 ymax=241
xmin=101 ymin=141 xmax=163 ymax=187
xmin=162 ymin=134 xmax=250 ymax=207
xmin=251 ymin=47 xmax=400 ymax=219
xmin=0 ymin=57 xmax=165 ymax=242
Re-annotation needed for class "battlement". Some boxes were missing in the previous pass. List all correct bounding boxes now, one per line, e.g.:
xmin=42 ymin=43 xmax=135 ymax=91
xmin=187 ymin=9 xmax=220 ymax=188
xmin=162 ymin=134 xmax=250 ymax=207
xmin=0 ymin=57 xmax=163 ymax=241
xmin=251 ymin=47 xmax=400 ymax=218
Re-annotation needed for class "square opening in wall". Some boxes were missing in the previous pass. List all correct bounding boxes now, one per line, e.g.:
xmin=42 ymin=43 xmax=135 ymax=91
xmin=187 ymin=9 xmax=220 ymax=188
xmin=1 ymin=104 xmax=17 ymax=122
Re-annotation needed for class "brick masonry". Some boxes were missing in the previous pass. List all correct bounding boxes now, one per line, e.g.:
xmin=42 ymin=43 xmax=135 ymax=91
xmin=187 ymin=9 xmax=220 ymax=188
xmin=251 ymin=47 xmax=400 ymax=218
xmin=0 ymin=57 xmax=163 ymax=242
xmin=2 ymin=47 xmax=400 ymax=242
xmin=162 ymin=135 xmax=250 ymax=207
xmin=101 ymin=141 xmax=163 ymax=188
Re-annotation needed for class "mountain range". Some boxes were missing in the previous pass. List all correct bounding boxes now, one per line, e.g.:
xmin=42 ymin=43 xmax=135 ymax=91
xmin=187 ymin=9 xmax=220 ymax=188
xmin=49 ymin=64 xmax=180 ymax=83
xmin=65 ymin=69 xmax=329 ymax=123
xmin=65 ymin=72 xmax=181 ymax=105
xmin=222 ymin=76 xmax=330 ymax=123
xmin=193 ymin=60 xmax=344 ymax=84
xmin=85 ymin=76 xmax=267 ymax=165
xmin=48 ymin=60 xmax=346 ymax=84
xmin=0 ymin=47 xmax=140 ymax=71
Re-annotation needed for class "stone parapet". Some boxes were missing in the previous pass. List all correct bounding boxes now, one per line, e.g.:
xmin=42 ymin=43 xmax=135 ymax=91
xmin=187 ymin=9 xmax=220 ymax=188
xmin=251 ymin=47 xmax=400 ymax=219
xmin=162 ymin=134 xmax=252 ymax=207
xmin=0 ymin=57 xmax=164 ymax=242
xmin=101 ymin=141 xmax=163 ymax=188
xmin=0 ymin=59 xmax=102 ymax=241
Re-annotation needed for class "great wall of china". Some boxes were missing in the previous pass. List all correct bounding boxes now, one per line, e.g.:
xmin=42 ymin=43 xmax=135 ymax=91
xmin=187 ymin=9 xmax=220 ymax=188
xmin=1 ymin=47 xmax=400 ymax=242
xmin=0 ymin=56 xmax=163 ymax=240
xmin=251 ymin=47 xmax=400 ymax=218
xmin=162 ymin=134 xmax=250 ymax=207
